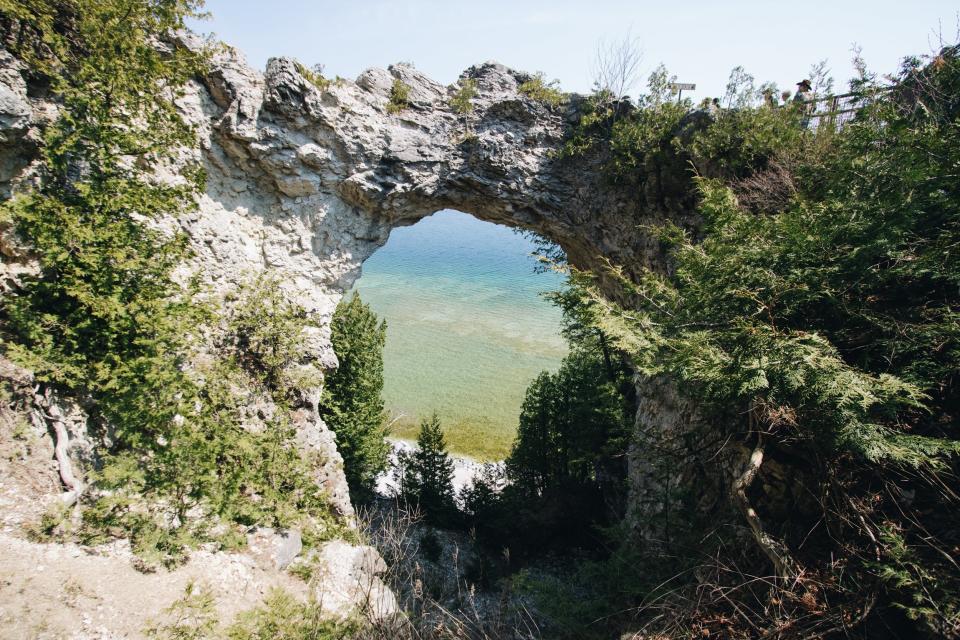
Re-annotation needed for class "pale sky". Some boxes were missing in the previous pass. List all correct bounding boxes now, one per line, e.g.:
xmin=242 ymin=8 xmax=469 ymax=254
xmin=191 ymin=1 xmax=958 ymax=99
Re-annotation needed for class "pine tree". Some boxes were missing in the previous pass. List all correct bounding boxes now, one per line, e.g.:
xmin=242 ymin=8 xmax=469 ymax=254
xmin=507 ymin=339 xmax=631 ymax=497
xmin=402 ymin=413 xmax=455 ymax=521
xmin=320 ymin=293 xmax=389 ymax=495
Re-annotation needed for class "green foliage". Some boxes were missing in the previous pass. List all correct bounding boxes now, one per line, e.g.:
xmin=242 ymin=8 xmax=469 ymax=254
xmin=507 ymin=281 xmax=631 ymax=498
xmin=558 ymin=64 xmax=681 ymax=160
xmin=225 ymin=275 xmax=322 ymax=395
xmin=147 ymin=584 xmax=361 ymax=640
xmin=401 ymin=413 xmax=455 ymax=522
xmin=686 ymin=104 xmax=805 ymax=178
xmin=518 ymin=72 xmax=565 ymax=107
xmin=24 ymin=501 xmax=72 ymax=541
xmin=77 ymin=279 xmax=346 ymax=567
xmin=0 ymin=0 xmax=209 ymax=563
xmin=145 ymin=581 xmax=219 ymax=640
xmin=507 ymin=346 xmax=629 ymax=496
xmin=561 ymin=62 xmax=808 ymax=186
xmin=0 ymin=2 xmax=349 ymax=566
xmin=294 ymin=61 xmax=331 ymax=91
xmin=320 ymin=293 xmax=389 ymax=495
xmin=79 ymin=371 xmax=337 ymax=567
xmin=870 ymin=522 xmax=958 ymax=631
xmin=387 ymin=78 xmax=411 ymax=114
xmin=1 ymin=0 xmax=207 ymax=446
xmin=454 ymin=286 xmax=632 ymax=563
xmin=225 ymin=589 xmax=360 ymax=640
xmin=450 ymin=78 xmax=478 ymax=114
xmin=574 ymin=46 xmax=960 ymax=635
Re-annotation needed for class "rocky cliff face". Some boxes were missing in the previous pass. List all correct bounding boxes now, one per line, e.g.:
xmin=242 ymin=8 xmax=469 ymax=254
xmin=172 ymin=33 xmax=699 ymax=322
xmin=167 ymin=37 xmax=714 ymax=540
xmin=0 ymin=31 xmax=716 ymax=569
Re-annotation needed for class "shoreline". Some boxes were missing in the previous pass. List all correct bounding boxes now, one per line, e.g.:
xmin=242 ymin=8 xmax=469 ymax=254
xmin=375 ymin=437 xmax=504 ymax=497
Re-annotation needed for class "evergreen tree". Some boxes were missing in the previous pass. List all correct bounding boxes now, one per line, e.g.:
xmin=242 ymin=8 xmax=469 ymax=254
xmin=507 ymin=294 xmax=632 ymax=499
xmin=0 ymin=1 xmax=351 ymax=566
xmin=402 ymin=413 xmax=455 ymax=521
xmin=570 ymin=47 xmax=960 ymax=634
xmin=320 ymin=293 xmax=389 ymax=495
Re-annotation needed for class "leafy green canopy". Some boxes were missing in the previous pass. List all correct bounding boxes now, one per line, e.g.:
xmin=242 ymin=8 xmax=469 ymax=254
xmin=320 ymin=293 xmax=389 ymax=495
xmin=562 ymin=63 xmax=808 ymax=190
xmin=0 ymin=1 xmax=345 ymax=565
xmin=574 ymin=47 xmax=960 ymax=633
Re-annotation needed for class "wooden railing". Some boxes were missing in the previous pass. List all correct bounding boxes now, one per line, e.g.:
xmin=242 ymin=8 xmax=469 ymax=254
xmin=805 ymin=86 xmax=893 ymax=130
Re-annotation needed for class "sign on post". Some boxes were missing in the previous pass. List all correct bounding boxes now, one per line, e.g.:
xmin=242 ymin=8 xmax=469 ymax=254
xmin=668 ymin=82 xmax=696 ymax=102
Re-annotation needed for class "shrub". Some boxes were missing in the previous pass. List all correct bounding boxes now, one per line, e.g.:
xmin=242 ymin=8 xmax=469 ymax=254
xmin=147 ymin=584 xmax=361 ymax=640
xmin=294 ymin=61 xmax=331 ymax=91
xmin=450 ymin=78 xmax=477 ymax=114
xmin=387 ymin=78 xmax=411 ymax=114
xmin=226 ymin=589 xmax=360 ymax=640
xmin=0 ymin=3 xmax=363 ymax=567
xmin=518 ymin=72 xmax=565 ymax=107
xmin=574 ymin=46 xmax=960 ymax=636
xmin=225 ymin=275 xmax=321 ymax=394
xmin=145 ymin=580 xmax=218 ymax=640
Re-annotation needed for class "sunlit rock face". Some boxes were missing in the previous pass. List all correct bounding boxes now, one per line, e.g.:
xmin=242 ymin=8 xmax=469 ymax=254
xmin=1 ymin=32 xmax=710 ymax=538
xmin=175 ymin=34 xmax=701 ymax=352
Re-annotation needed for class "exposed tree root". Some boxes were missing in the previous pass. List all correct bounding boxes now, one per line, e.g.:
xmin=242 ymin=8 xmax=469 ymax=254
xmin=731 ymin=438 xmax=800 ymax=581
xmin=31 ymin=388 xmax=84 ymax=506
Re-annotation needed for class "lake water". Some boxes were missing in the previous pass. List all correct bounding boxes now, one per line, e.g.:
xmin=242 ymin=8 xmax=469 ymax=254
xmin=350 ymin=210 xmax=567 ymax=460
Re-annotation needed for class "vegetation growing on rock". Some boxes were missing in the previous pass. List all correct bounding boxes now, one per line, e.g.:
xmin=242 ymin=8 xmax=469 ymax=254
xmin=1 ymin=1 xmax=958 ymax=638
xmin=0 ymin=0 xmax=348 ymax=568
xmin=536 ymin=44 xmax=960 ymax=639
xmin=518 ymin=71 xmax=566 ymax=107
xmin=294 ymin=60 xmax=332 ymax=91
xmin=450 ymin=78 xmax=477 ymax=114
xmin=386 ymin=78 xmax=412 ymax=114
xmin=320 ymin=294 xmax=389 ymax=497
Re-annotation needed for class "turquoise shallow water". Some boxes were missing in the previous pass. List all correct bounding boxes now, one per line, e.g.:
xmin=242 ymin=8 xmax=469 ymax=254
xmin=351 ymin=210 xmax=567 ymax=459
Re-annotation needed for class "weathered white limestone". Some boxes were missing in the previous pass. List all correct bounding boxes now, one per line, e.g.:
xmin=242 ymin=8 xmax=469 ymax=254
xmin=0 ymin=30 xmax=716 ymax=599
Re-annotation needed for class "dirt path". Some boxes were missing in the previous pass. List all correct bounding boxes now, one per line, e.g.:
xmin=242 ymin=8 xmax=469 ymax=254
xmin=0 ymin=532 xmax=308 ymax=639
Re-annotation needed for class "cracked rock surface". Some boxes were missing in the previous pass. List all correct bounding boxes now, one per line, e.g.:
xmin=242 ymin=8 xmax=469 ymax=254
xmin=0 ymin=31 xmax=716 ymax=632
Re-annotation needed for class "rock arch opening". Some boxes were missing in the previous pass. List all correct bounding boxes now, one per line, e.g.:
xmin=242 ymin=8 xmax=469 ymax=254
xmin=351 ymin=209 xmax=568 ymax=462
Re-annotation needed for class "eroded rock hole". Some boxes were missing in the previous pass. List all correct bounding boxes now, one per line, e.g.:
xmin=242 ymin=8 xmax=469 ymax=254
xmin=352 ymin=209 xmax=567 ymax=464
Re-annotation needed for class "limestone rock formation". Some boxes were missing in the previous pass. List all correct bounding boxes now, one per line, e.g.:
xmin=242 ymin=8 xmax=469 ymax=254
xmin=0 ymin=30 xmax=720 ymax=629
xmin=167 ymin=36 xmax=709 ymax=541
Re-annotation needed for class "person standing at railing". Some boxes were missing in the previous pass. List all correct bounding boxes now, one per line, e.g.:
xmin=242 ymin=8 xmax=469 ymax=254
xmin=793 ymin=79 xmax=813 ymax=126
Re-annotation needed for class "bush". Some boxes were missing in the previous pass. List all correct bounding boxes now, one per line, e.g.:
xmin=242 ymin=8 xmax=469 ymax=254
xmin=146 ymin=584 xmax=361 ymax=640
xmin=0 ymin=3 xmax=368 ymax=567
xmin=226 ymin=275 xmax=322 ymax=394
xmin=386 ymin=78 xmax=411 ymax=114
xmin=575 ymin=46 xmax=960 ymax=637
xmin=518 ymin=72 xmax=565 ymax=107
xmin=226 ymin=589 xmax=360 ymax=640
xmin=450 ymin=78 xmax=477 ymax=114
xmin=294 ymin=61 xmax=331 ymax=91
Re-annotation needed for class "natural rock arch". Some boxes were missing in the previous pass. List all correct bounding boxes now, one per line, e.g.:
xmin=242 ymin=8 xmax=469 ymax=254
xmin=173 ymin=37 xmax=713 ymax=532
xmin=180 ymin=37 xmax=698 ymax=326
